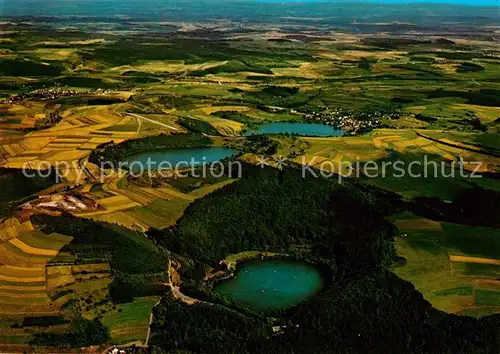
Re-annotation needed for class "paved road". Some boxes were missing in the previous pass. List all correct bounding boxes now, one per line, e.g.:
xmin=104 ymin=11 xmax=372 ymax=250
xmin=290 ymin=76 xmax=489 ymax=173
xmin=125 ymin=113 xmax=179 ymax=131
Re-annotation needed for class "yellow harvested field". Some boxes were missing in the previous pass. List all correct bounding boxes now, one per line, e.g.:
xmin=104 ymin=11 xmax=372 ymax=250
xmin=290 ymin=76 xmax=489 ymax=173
xmin=0 ymin=247 xmax=49 ymax=266
xmin=59 ymin=168 xmax=85 ymax=184
xmin=0 ymin=218 xmax=74 ymax=312
xmin=463 ymin=160 xmax=491 ymax=173
xmin=0 ymin=298 xmax=51 ymax=308
xmin=3 ymin=155 xmax=36 ymax=163
xmin=332 ymin=152 xmax=344 ymax=164
xmin=328 ymin=50 xmax=408 ymax=60
xmin=47 ymin=274 xmax=76 ymax=289
xmin=47 ymin=265 xmax=72 ymax=276
xmin=1 ymin=144 xmax=23 ymax=156
xmin=8 ymin=238 xmax=59 ymax=257
xmin=378 ymin=136 xmax=405 ymax=143
xmin=19 ymin=136 xmax=53 ymax=150
xmin=46 ymin=266 xmax=76 ymax=289
xmin=450 ymin=255 xmax=500 ymax=266
xmin=138 ymin=188 xmax=175 ymax=200
xmin=0 ymin=291 xmax=48 ymax=300
xmin=44 ymin=143 xmax=85 ymax=151
xmin=29 ymin=48 xmax=76 ymax=60
xmin=422 ymin=145 xmax=444 ymax=155
xmin=453 ymin=104 xmax=500 ymax=122
xmin=0 ymin=284 xmax=46 ymax=292
xmin=437 ymin=144 xmax=465 ymax=155
xmin=79 ymin=142 xmax=106 ymax=150
xmin=413 ymin=137 xmax=433 ymax=147
xmin=0 ymin=274 xmax=45 ymax=284
xmin=405 ymin=105 xmax=427 ymax=114
xmin=51 ymin=137 xmax=89 ymax=143
xmin=373 ymin=138 xmax=387 ymax=149
xmin=431 ymin=63 xmax=459 ymax=74
xmin=272 ymin=62 xmax=323 ymax=79
xmin=198 ymin=106 xmax=251 ymax=115
xmin=97 ymin=195 xmax=130 ymax=206
xmin=89 ymin=137 xmax=118 ymax=144
xmin=0 ymin=219 xmax=34 ymax=242
xmin=71 ymin=39 xmax=106 ymax=45
xmin=154 ymin=187 xmax=194 ymax=201
xmin=0 ymin=265 xmax=45 ymax=278
xmin=97 ymin=195 xmax=141 ymax=211
xmin=442 ymin=153 xmax=456 ymax=161
xmin=2 ymin=161 xmax=30 ymax=169
xmin=43 ymin=150 xmax=89 ymax=161
xmin=19 ymin=231 xmax=71 ymax=252
xmin=112 ymin=60 xmax=228 ymax=74
xmin=196 ymin=115 xmax=245 ymax=135
xmin=393 ymin=139 xmax=425 ymax=149
xmin=116 ymin=188 xmax=156 ymax=206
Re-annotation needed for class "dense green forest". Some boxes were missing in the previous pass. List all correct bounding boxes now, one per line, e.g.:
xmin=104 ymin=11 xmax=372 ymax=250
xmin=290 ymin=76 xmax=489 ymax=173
xmin=30 ymin=317 xmax=109 ymax=348
xmin=149 ymin=294 xmax=271 ymax=353
xmin=148 ymin=165 xmax=500 ymax=353
xmin=256 ymin=271 xmax=500 ymax=353
xmin=152 ymin=165 xmax=400 ymax=267
xmin=410 ymin=185 xmax=500 ymax=227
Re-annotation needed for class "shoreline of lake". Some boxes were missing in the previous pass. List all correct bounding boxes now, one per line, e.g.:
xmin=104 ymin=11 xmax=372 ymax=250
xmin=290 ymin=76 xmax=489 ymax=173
xmin=213 ymin=257 xmax=324 ymax=311
xmin=243 ymin=122 xmax=344 ymax=137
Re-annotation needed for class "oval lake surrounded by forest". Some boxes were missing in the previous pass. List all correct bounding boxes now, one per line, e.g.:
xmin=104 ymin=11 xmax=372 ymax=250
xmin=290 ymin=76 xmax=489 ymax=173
xmin=126 ymin=147 xmax=238 ymax=171
xmin=243 ymin=122 xmax=343 ymax=137
xmin=215 ymin=259 xmax=324 ymax=311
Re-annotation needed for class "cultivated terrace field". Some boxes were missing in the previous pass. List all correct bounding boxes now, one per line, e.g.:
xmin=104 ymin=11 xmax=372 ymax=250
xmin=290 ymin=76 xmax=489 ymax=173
xmin=0 ymin=11 xmax=499 ymax=353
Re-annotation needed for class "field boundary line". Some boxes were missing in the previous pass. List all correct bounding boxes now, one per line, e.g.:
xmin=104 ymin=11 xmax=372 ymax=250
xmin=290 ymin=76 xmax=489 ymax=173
xmin=415 ymin=132 xmax=500 ymax=158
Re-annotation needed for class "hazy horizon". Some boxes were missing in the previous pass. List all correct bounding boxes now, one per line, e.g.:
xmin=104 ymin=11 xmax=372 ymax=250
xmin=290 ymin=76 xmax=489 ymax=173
xmin=1 ymin=0 xmax=498 ymax=28
xmin=2 ymin=0 xmax=499 ymax=18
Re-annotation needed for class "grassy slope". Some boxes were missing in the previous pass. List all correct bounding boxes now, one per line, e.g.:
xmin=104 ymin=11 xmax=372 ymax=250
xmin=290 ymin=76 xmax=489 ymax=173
xmin=393 ymin=213 xmax=500 ymax=314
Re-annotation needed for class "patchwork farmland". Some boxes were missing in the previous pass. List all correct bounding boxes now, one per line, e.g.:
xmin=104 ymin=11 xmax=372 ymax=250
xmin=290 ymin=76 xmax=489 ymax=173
xmin=393 ymin=214 xmax=500 ymax=317
xmin=0 ymin=11 xmax=499 ymax=353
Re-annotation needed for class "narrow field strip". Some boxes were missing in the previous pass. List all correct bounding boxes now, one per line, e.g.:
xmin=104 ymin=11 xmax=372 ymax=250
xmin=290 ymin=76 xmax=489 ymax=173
xmin=0 ymin=243 xmax=51 ymax=265
xmin=0 ymin=285 xmax=47 ymax=292
xmin=450 ymin=255 xmax=500 ymax=266
xmin=0 ymin=265 xmax=45 ymax=278
xmin=17 ymin=231 xmax=70 ymax=251
xmin=9 ymin=239 xmax=59 ymax=257
xmin=0 ymin=274 xmax=46 ymax=283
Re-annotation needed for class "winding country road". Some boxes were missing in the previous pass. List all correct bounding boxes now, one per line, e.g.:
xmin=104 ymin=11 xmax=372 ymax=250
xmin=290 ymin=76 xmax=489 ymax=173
xmin=124 ymin=113 xmax=179 ymax=131
xmin=165 ymin=258 xmax=207 ymax=305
